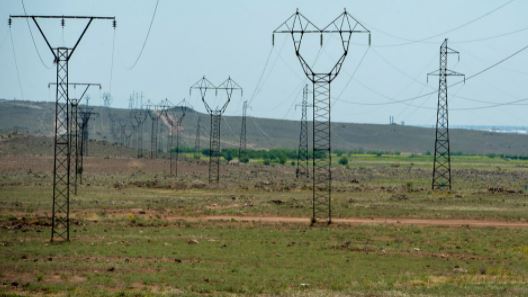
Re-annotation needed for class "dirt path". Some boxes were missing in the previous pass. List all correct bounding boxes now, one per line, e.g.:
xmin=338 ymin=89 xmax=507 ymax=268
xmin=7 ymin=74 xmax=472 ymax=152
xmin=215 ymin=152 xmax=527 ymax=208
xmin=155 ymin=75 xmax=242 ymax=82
xmin=169 ymin=215 xmax=528 ymax=228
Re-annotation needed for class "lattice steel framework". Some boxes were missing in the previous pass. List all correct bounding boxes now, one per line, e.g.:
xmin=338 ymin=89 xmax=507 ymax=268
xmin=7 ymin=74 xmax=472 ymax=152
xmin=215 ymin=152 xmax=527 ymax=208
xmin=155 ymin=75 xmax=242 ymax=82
xmin=144 ymin=102 xmax=159 ymax=159
xmin=428 ymin=39 xmax=465 ymax=191
xmin=49 ymin=82 xmax=101 ymax=195
xmin=133 ymin=109 xmax=147 ymax=158
xmin=273 ymin=9 xmax=370 ymax=224
xmin=296 ymin=84 xmax=311 ymax=178
xmin=190 ymin=76 xmax=242 ymax=184
xmin=194 ymin=116 xmax=201 ymax=158
xmin=238 ymin=100 xmax=248 ymax=162
xmin=9 ymin=15 xmax=115 ymax=241
xmin=79 ymin=108 xmax=97 ymax=185
xmin=163 ymin=99 xmax=187 ymax=176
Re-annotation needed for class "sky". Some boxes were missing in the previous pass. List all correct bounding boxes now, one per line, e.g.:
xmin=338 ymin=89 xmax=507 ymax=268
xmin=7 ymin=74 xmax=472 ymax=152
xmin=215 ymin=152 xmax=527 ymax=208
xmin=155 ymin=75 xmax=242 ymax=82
xmin=0 ymin=0 xmax=527 ymax=127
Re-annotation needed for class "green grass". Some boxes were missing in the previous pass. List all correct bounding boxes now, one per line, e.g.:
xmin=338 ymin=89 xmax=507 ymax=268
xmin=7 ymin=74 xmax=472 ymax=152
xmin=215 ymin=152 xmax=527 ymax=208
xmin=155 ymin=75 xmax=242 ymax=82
xmin=1 ymin=220 xmax=528 ymax=296
xmin=2 ymin=153 xmax=528 ymax=296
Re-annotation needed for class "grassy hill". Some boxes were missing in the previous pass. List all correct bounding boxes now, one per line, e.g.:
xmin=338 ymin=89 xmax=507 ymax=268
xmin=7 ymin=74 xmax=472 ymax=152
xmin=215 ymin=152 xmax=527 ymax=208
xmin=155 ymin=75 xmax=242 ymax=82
xmin=1 ymin=99 xmax=528 ymax=156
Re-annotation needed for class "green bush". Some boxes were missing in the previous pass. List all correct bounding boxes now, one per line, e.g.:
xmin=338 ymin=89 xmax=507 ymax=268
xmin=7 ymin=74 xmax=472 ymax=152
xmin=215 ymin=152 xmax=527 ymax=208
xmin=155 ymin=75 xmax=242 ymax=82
xmin=338 ymin=156 xmax=348 ymax=166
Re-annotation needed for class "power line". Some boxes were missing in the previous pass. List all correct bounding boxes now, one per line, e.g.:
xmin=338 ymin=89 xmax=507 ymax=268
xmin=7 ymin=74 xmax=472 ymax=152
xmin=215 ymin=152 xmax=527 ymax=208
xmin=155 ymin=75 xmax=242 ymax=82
xmin=364 ymin=0 xmax=516 ymax=48
xmin=128 ymin=0 xmax=159 ymax=70
xmin=336 ymin=40 xmax=528 ymax=106
xmin=20 ymin=0 xmax=51 ymax=69
xmin=9 ymin=29 xmax=24 ymax=99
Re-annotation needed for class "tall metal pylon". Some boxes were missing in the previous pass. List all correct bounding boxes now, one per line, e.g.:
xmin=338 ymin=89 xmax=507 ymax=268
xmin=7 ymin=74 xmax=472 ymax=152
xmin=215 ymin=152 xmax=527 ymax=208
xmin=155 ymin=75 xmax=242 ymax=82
xmin=296 ymin=84 xmax=311 ymax=178
xmin=9 ymin=15 xmax=115 ymax=241
xmin=163 ymin=99 xmax=187 ymax=176
xmin=238 ymin=100 xmax=248 ymax=163
xmin=48 ymin=82 xmax=100 ymax=195
xmin=133 ymin=108 xmax=147 ymax=158
xmin=158 ymin=99 xmax=171 ymax=155
xmin=79 ymin=108 xmax=97 ymax=185
xmin=428 ymin=38 xmax=465 ymax=191
xmin=194 ymin=116 xmax=201 ymax=158
xmin=145 ymin=102 xmax=159 ymax=159
xmin=190 ymin=76 xmax=242 ymax=184
xmin=273 ymin=9 xmax=370 ymax=224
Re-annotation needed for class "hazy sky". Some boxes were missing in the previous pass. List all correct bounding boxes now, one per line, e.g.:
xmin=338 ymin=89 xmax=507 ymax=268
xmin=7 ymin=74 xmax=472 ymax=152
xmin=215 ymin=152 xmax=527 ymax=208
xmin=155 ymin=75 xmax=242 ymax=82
xmin=1 ymin=0 xmax=527 ymax=127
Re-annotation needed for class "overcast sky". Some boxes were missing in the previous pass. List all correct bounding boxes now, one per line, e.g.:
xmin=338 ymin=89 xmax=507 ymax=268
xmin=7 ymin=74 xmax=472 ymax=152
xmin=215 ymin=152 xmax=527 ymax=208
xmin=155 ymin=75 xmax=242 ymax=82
xmin=1 ymin=0 xmax=527 ymax=127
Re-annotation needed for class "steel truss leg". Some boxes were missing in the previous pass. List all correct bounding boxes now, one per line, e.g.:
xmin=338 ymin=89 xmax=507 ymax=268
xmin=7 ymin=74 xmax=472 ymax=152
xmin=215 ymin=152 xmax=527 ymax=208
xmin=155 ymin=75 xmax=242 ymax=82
xmin=312 ymin=78 xmax=331 ymax=224
xmin=51 ymin=47 xmax=70 ymax=242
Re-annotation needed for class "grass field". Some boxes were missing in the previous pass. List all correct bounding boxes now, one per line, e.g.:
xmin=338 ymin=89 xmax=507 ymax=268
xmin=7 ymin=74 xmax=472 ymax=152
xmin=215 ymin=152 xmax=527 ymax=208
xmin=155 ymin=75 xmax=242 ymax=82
xmin=1 ymin=139 xmax=528 ymax=296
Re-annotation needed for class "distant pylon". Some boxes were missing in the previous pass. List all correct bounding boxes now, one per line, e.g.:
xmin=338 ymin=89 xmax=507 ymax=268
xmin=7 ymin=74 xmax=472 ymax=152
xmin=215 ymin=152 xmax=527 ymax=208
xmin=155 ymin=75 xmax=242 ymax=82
xmin=427 ymin=38 xmax=465 ymax=191
xmin=296 ymin=84 xmax=311 ymax=178
xmin=194 ymin=116 xmax=201 ymax=158
xmin=238 ymin=100 xmax=248 ymax=163
xmin=190 ymin=76 xmax=243 ymax=184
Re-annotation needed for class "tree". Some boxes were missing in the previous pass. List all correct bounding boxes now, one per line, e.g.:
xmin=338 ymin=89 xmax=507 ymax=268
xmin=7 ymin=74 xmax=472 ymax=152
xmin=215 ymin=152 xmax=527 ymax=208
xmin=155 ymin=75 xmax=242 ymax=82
xmin=338 ymin=156 xmax=348 ymax=166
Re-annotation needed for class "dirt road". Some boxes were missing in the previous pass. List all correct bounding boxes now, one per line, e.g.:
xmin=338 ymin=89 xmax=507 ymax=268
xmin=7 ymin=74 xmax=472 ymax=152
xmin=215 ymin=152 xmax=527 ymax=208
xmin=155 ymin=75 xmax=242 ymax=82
xmin=169 ymin=215 xmax=528 ymax=228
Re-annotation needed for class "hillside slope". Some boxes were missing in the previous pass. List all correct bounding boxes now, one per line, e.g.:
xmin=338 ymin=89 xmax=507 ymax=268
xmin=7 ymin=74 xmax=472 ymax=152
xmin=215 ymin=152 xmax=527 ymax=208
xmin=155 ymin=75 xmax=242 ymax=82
xmin=1 ymin=99 xmax=527 ymax=156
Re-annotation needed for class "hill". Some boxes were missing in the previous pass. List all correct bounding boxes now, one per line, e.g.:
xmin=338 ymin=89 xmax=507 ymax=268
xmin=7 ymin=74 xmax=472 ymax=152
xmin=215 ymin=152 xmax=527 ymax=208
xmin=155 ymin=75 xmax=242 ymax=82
xmin=1 ymin=99 xmax=527 ymax=156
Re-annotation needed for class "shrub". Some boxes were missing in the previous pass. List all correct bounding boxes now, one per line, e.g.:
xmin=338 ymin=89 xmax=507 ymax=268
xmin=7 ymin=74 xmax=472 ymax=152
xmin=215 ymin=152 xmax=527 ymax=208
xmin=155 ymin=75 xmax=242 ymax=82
xmin=338 ymin=156 xmax=348 ymax=166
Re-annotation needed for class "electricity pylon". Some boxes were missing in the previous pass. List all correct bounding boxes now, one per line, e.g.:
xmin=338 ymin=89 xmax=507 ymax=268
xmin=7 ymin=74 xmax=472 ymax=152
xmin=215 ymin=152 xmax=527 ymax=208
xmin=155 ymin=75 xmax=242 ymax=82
xmin=48 ymin=82 xmax=101 ymax=195
xmin=238 ymin=100 xmax=249 ymax=163
xmin=103 ymin=92 xmax=112 ymax=107
xmin=273 ymin=9 xmax=370 ymax=224
xmin=158 ymin=99 xmax=172 ymax=155
xmin=9 ymin=14 xmax=115 ymax=241
xmin=144 ymin=101 xmax=159 ymax=159
xmin=164 ymin=99 xmax=187 ymax=176
xmin=194 ymin=116 xmax=201 ymax=158
xmin=79 ymin=108 xmax=97 ymax=185
xmin=133 ymin=108 xmax=147 ymax=158
xmin=428 ymin=38 xmax=465 ymax=191
xmin=296 ymin=84 xmax=311 ymax=178
xmin=190 ymin=76 xmax=242 ymax=184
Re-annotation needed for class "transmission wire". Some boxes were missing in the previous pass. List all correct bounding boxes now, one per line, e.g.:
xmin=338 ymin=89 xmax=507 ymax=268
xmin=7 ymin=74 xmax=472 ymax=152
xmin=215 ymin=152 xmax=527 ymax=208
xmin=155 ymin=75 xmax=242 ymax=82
xmin=128 ymin=0 xmax=159 ymax=70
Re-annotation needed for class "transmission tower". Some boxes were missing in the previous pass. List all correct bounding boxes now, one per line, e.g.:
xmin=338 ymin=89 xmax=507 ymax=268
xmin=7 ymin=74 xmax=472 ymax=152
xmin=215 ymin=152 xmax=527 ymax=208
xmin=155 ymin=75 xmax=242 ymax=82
xmin=194 ymin=116 xmax=201 ymax=158
xmin=9 ymin=14 xmax=115 ymax=241
xmin=238 ymin=100 xmax=248 ymax=163
xmin=133 ymin=108 xmax=147 ymax=158
xmin=79 ymin=108 xmax=98 ymax=185
xmin=190 ymin=76 xmax=242 ymax=184
xmin=428 ymin=39 xmax=465 ymax=191
xmin=145 ymin=102 xmax=160 ymax=159
xmin=296 ymin=84 xmax=311 ymax=178
xmin=163 ymin=99 xmax=187 ymax=176
xmin=158 ymin=99 xmax=171 ymax=155
xmin=48 ymin=82 xmax=101 ymax=195
xmin=103 ymin=92 xmax=112 ymax=107
xmin=273 ymin=9 xmax=370 ymax=224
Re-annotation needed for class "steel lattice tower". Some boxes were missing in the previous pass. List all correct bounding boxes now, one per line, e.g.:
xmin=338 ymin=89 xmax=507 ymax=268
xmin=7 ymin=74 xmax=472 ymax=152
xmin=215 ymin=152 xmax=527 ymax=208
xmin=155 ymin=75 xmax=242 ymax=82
xmin=190 ymin=76 xmax=242 ymax=184
xmin=79 ymin=108 xmax=97 ymax=185
xmin=145 ymin=102 xmax=159 ymax=159
xmin=238 ymin=100 xmax=248 ymax=162
xmin=296 ymin=84 xmax=311 ymax=178
xmin=133 ymin=109 xmax=147 ymax=158
xmin=428 ymin=39 xmax=465 ymax=191
xmin=164 ymin=99 xmax=187 ymax=176
xmin=49 ymin=83 xmax=101 ymax=195
xmin=9 ymin=15 xmax=115 ymax=241
xmin=194 ymin=116 xmax=201 ymax=158
xmin=273 ymin=9 xmax=370 ymax=224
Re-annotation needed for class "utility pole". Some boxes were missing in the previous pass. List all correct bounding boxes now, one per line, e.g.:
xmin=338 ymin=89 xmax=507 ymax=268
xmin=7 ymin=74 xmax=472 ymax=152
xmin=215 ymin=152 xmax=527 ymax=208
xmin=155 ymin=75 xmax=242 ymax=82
xmin=9 ymin=14 xmax=115 ymax=241
xmin=296 ymin=84 xmax=311 ymax=178
xmin=238 ymin=100 xmax=248 ymax=163
xmin=48 ymin=82 xmax=101 ymax=195
xmin=79 ymin=108 xmax=98 ymax=185
xmin=190 ymin=76 xmax=242 ymax=184
xmin=273 ymin=9 xmax=370 ymax=224
xmin=428 ymin=38 xmax=465 ymax=191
